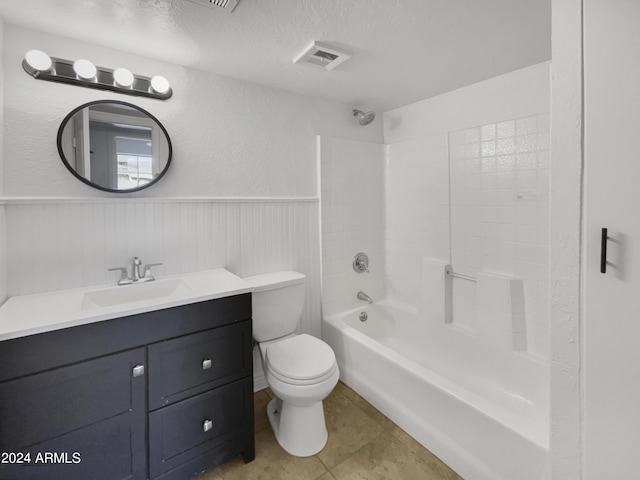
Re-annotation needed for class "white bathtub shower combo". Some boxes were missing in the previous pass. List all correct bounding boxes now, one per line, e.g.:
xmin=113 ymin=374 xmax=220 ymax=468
xmin=323 ymin=291 xmax=549 ymax=480
xmin=319 ymin=101 xmax=551 ymax=479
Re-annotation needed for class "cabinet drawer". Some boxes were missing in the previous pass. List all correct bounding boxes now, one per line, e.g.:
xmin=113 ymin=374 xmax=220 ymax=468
xmin=148 ymin=377 xmax=253 ymax=478
xmin=0 ymin=294 xmax=251 ymax=383
xmin=148 ymin=320 xmax=251 ymax=409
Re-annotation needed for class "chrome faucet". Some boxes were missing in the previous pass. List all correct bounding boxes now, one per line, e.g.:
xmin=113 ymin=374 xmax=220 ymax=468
xmin=108 ymin=257 xmax=163 ymax=285
xmin=132 ymin=257 xmax=143 ymax=281
xmin=357 ymin=291 xmax=373 ymax=304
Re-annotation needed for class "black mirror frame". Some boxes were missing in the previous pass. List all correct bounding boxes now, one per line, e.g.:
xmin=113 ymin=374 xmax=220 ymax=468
xmin=57 ymin=100 xmax=173 ymax=193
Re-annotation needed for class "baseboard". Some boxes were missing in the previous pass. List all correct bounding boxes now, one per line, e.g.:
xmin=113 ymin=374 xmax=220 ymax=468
xmin=253 ymin=370 xmax=268 ymax=392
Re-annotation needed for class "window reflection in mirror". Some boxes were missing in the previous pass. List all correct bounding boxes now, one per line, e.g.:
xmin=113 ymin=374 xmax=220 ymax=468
xmin=57 ymin=101 xmax=171 ymax=192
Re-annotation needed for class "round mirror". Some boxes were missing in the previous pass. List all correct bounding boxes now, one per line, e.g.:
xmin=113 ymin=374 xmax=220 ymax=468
xmin=57 ymin=100 xmax=172 ymax=192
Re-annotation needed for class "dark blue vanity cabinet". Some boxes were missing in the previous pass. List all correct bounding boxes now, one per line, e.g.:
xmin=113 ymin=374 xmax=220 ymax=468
xmin=0 ymin=294 xmax=254 ymax=480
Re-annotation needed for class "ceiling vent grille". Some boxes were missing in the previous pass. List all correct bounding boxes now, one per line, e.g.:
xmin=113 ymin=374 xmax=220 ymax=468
xmin=187 ymin=0 xmax=240 ymax=13
xmin=293 ymin=42 xmax=351 ymax=71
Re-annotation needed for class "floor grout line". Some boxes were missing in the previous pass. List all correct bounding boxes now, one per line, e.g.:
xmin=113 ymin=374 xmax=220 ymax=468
xmin=314 ymin=450 xmax=330 ymax=472
xmin=327 ymin=383 xmax=463 ymax=479
xmin=216 ymin=383 xmax=463 ymax=480
xmin=327 ymin=429 xmax=387 ymax=475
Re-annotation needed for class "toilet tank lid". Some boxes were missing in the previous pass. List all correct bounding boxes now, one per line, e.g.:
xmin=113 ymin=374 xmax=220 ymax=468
xmin=243 ymin=271 xmax=306 ymax=292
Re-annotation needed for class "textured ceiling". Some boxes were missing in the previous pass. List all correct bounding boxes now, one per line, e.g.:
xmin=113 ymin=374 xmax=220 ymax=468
xmin=0 ymin=0 xmax=551 ymax=111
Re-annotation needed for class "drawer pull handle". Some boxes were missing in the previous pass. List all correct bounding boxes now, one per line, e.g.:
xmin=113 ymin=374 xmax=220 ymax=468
xmin=132 ymin=365 xmax=145 ymax=377
xmin=202 ymin=359 xmax=212 ymax=370
xmin=203 ymin=419 xmax=213 ymax=433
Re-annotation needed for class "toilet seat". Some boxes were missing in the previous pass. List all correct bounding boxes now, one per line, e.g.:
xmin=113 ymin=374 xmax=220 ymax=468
xmin=267 ymin=363 xmax=338 ymax=386
xmin=265 ymin=334 xmax=337 ymax=386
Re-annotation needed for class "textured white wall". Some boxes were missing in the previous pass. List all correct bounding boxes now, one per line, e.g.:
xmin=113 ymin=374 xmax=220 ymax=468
xmin=549 ymin=0 xmax=583 ymax=477
xmin=2 ymin=23 xmax=382 ymax=198
xmin=0 ymin=21 xmax=381 ymax=376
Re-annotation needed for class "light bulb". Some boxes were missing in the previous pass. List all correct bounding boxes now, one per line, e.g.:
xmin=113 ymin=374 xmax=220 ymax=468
xmin=150 ymin=75 xmax=170 ymax=94
xmin=73 ymin=59 xmax=97 ymax=80
xmin=25 ymin=50 xmax=52 ymax=72
xmin=113 ymin=67 xmax=134 ymax=87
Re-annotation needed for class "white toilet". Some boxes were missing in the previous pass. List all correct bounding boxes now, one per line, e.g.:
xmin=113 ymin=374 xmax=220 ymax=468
xmin=245 ymin=271 xmax=339 ymax=457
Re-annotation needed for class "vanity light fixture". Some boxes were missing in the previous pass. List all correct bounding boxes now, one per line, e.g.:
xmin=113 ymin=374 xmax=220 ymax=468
xmin=150 ymin=75 xmax=170 ymax=95
xmin=113 ymin=67 xmax=135 ymax=88
xmin=24 ymin=49 xmax=52 ymax=73
xmin=73 ymin=59 xmax=97 ymax=80
xmin=22 ymin=50 xmax=172 ymax=100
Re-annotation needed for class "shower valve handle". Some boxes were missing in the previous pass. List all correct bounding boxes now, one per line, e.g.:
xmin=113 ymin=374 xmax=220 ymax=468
xmin=353 ymin=252 xmax=370 ymax=273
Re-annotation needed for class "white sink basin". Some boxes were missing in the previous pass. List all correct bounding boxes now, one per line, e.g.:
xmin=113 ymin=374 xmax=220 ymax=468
xmin=0 ymin=268 xmax=253 ymax=342
xmin=81 ymin=279 xmax=190 ymax=310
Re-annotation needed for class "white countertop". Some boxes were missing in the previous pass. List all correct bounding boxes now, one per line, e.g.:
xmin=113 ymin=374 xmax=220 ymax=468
xmin=0 ymin=268 xmax=252 ymax=341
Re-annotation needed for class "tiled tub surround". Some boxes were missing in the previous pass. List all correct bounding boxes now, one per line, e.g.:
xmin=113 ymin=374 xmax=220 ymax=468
xmin=383 ymin=114 xmax=550 ymax=357
xmin=323 ymin=303 xmax=549 ymax=480
xmin=385 ymin=135 xmax=450 ymax=308
xmin=448 ymin=114 xmax=550 ymax=357
xmin=319 ymin=113 xmax=550 ymax=479
xmin=319 ymin=137 xmax=386 ymax=316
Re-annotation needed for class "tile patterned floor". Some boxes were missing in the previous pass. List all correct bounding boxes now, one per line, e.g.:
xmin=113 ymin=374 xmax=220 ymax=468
xmin=197 ymin=381 xmax=463 ymax=480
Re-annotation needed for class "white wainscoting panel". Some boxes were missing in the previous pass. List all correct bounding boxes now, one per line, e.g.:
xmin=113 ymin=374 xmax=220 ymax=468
xmin=5 ymin=198 xmax=321 ymax=337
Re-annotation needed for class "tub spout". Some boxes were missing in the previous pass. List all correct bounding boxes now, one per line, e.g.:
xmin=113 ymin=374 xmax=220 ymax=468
xmin=357 ymin=291 xmax=373 ymax=304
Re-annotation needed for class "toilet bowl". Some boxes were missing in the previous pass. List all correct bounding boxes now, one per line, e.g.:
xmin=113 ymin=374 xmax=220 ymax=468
xmin=245 ymin=271 xmax=339 ymax=457
xmin=260 ymin=334 xmax=339 ymax=456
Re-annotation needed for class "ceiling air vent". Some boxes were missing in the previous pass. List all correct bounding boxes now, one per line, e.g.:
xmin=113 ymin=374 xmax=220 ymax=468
xmin=293 ymin=42 xmax=351 ymax=71
xmin=187 ymin=0 xmax=240 ymax=13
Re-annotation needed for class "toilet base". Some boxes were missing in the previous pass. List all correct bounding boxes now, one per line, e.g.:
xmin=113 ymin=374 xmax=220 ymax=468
xmin=267 ymin=396 xmax=328 ymax=457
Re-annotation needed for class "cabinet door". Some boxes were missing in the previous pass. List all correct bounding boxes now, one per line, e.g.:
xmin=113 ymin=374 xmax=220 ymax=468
xmin=0 ymin=348 xmax=146 ymax=480
xmin=148 ymin=320 xmax=252 ymax=409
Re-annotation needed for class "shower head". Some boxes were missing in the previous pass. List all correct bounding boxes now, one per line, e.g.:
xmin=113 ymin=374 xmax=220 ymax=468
xmin=353 ymin=109 xmax=376 ymax=126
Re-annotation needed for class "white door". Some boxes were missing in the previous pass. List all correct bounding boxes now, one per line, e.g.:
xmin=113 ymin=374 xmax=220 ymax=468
xmin=583 ymin=1 xmax=640 ymax=477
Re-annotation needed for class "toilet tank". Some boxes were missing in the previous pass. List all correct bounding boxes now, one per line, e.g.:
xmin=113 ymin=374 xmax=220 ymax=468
xmin=244 ymin=271 xmax=306 ymax=342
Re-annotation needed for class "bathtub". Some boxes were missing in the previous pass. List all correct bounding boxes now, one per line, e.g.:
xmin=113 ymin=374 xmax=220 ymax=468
xmin=322 ymin=302 xmax=550 ymax=480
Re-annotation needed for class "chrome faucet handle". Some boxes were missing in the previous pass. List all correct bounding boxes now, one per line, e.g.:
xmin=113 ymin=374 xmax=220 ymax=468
xmin=356 ymin=260 xmax=370 ymax=273
xmin=353 ymin=252 xmax=370 ymax=273
xmin=108 ymin=267 xmax=132 ymax=285
xmin=142 ymin=263 xmax=163 ymax=280
xmin=132 ymin=257 xmax=143 ymax=281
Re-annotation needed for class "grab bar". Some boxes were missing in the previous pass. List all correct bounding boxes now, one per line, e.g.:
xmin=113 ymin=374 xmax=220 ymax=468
xmin=445 ymin=267 xmax=477 ymax=282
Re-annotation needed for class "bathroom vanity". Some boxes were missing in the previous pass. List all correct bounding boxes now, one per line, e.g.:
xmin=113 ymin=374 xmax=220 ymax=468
xmin=0 ymin=269 xmax=255 ymax=480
